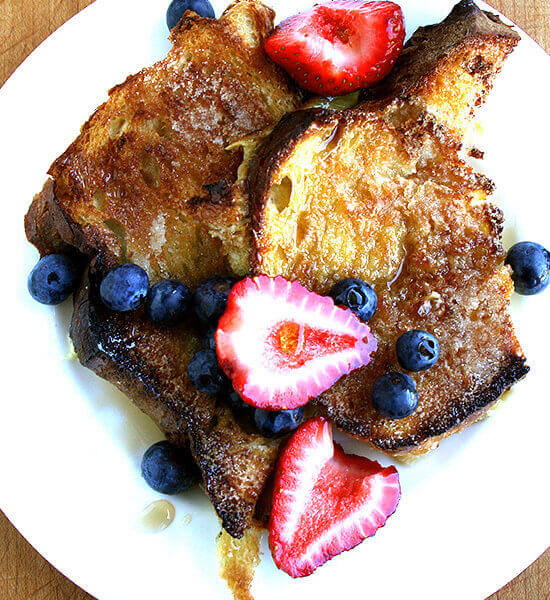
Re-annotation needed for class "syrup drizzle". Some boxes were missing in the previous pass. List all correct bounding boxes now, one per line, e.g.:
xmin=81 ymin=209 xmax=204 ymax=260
xmin=141 ymin=500 xmax=175 ymax=533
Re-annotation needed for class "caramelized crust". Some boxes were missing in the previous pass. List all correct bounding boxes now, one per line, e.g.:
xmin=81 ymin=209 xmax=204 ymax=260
xmin=249 ymin=2 xmax=527 ymax=456
xmin=24 ymin=180 xmax=75 ymax=257
xmin=363 ymin=0 xmax=520 ymax=141
xmin=71 ymin=266 xmax=279 ymax=538
xmin=48 ymin=0 xmax=301 ymax=286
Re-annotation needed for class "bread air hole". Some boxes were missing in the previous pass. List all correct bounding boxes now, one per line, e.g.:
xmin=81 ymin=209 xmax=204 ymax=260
xmin=296 ymin=213 xmax=309 ymax=246
xmin=109 ymin=116 xmax=128 ymax=139
xmin=268 ymin=177 xmax=292 ymax=213
xmin=149 ymin=118 xmax=171 ymax=138
xmin=141 ymin=153 xmax=160 ymax=188
xmin=92 ymin=190 xmax=107 ymax=211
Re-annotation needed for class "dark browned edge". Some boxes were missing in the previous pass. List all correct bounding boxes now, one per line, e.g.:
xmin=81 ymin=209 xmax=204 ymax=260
xmin=70 ymin=267 xmax=259 ymax=538
xmin=319 ymin=354 xmax=529 ymax=454
xmin=362 ymin=0 xmax=520 ymax=105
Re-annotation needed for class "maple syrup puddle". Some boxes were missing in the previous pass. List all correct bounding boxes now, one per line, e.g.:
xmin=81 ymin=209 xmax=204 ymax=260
xmin=217 ymin=526 xmax=262 ymax=600
xmin=140 ymin=500 xmax=175 ymax=533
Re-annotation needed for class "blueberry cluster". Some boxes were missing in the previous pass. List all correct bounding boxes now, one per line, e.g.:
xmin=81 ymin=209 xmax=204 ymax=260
xmin=185 ymin=277 xmax=306 ymax=438
xmin=97 ymin=263 xmax=193 ymax=325
xmin=28 ymin=236 xmax=550 ymax=492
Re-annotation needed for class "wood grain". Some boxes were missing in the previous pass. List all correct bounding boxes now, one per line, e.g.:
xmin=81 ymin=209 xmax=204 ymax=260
xmin=1 ymin=0 xmax=548 ymax=598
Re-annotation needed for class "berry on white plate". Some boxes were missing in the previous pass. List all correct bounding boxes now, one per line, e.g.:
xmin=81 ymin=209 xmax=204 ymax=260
xmin=269 ymin=417 xmax=401 ymax=578
xmin=216 ymin=276 xmax=377 ymax=410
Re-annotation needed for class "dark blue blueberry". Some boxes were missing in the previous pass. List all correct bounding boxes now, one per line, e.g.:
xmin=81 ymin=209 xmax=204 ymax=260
xmin=329 ymin=278 xmax=378 ymax=322
xmin=167 ymin=0 xmax=215 ymax=30
xmin=28 ymin=254 xmax=82 ymax=305
xmin=100 ymin=263 xmax=149 ymax=312
xmin=203 ymin=325 xmax=217 ymax=351
xmin=396 ymin=330 xmax=440 ymax=372
xmin=187 ymin=349 xmax=227 ymax=394
xmin=227 ymin=390 xmax=250 ymax=414
xmin=146 ymin=279 xmax=191 ymax=325
xmin=505 ymin=241 xmax=550 ymax=296
xmin=141 ymin=441 xmax=198 ymax=494
xmin=372 ymin=372 xmax=419 ymax=419
xmin=253 ymin=407 xmax=304 ymax=438
xmin=194 ymin=277 xmax=235 ymax=324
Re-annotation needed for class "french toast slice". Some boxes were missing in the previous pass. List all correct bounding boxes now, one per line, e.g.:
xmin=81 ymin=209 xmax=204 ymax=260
xmin=249 ymin=2 xmax=527 ymax=457
xmin=25 ymin=0 xmax=300 ymax=537
xmin=47 ymin=0 xmax=301 ymax=286
xmin=71 ymin=265 xmax=279 ymax=537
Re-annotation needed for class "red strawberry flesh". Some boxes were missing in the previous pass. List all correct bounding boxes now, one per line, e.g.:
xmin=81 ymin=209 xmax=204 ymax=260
xmin=216 ymin=276 xmax=377 ymax=410
xmin=269 ymin=417 xmax=400 ymax=578
xmin=264 ymin=1 xmax=405 ymax=96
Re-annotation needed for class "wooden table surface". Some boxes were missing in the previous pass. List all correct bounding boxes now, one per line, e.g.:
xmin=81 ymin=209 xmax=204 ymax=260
xmin=1 ymin=0 xmax=549 ymax=598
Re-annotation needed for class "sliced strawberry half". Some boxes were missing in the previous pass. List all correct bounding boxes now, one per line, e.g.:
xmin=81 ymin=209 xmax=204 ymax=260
xmin=264 ymin=1 xmax=405 ymax=96
xmin=269 ymin=417 xmax=400 ymax=578
xmin=215 ymin=276 xmax=377 ymax=410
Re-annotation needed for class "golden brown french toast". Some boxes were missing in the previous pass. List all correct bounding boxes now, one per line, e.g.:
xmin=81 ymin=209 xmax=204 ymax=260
xmin=47 ymin=0 xmax=301 ymax=286
xmin=25 ymin=0 xmax=527 ymax=539
xmin=248 ymin=1 xmax=527 ymax=457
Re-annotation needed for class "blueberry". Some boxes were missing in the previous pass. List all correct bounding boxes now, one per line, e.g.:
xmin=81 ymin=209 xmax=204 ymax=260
xmin=194 ymin=277 xmax=235 ymax=324
xmin=141 ymin=441 xmax=198 ymax=495
xmin=187 ymin=349 xmax=227 ymax=394
xmin=329 ymin=278 xmax=378 ymax=322
xmin=372 ymin=372 xmax=419 ymax=419
xmin=396 ymin=330 xmax=440 ymax=372
xmin=167 ymin=0 xmax=215 ymax=30
xmin=100 ymin=263 xmax=149 ymax=312
xmin=227 ymin=390 xmax=250 ymax=414
xmin=146 ymin=279 xmax=191 ymax=325
xmin=253 ymin=407 xmax=304 ymax=438
xmin=505 ymin=241 xmax=550 ymax=296
xmin=203 ymin=325 xmax=217 ymax=351
xmin=28 ymin=254 xmax=82 ymax=305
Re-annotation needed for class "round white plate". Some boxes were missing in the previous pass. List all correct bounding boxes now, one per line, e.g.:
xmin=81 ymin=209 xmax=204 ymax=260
xmin=1 ymin=1 xmax=549 ymax=599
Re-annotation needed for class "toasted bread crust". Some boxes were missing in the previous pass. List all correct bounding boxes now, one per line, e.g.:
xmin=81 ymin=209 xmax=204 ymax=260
xmin=248 ymin=3 xmax=527 ymax=457
xmin=48 ymin=0 xmax=301 ymax=286
xmin=24 ymin=180 xmax=75 ymax=257
xmin=383 ymin=353 xmax=528 ymax=456
xmin=363 ymin=0 xmax=520 ymax=140
xmin=71 ymin=267 xmax=280 ymax=538
xmin=325 ymin=353 xmax=528 ymax=456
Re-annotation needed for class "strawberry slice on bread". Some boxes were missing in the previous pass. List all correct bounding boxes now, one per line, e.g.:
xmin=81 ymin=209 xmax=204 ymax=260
xmin=269 ymin=417 xmax=401 ymax=578
xmin=216 ymin=276 xmax=377 ymax=410
xmin=264 ymin=1 xmax=405 ymax=96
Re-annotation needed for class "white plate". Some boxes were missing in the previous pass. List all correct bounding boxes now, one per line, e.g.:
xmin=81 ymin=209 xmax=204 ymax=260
xmin=1 ymin=1 xmax=549 ymax=599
